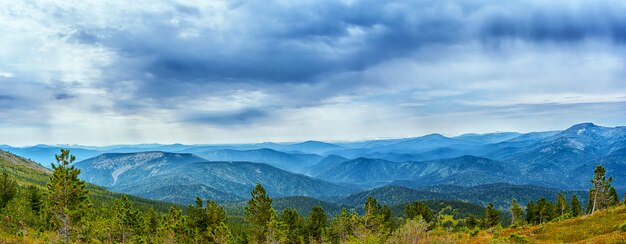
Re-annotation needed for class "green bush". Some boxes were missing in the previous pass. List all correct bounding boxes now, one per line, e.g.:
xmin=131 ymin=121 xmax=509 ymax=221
xmin=508 ymin=233 xmax=528 ymax=243
xmin=469 ymin=227 xmax=480 ymax=237
xmin=619 ymin=221 xmax=626 ymax=231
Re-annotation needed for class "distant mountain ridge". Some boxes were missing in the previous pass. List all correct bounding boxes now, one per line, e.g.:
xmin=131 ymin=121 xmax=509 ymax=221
xmin=74 ymin=152 xmax=355 ymax=203
xmin=5 ymin=122 xmax=626 ymax=198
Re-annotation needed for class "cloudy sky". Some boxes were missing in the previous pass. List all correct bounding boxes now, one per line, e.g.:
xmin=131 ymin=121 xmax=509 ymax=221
xmin=1 ymin=0 xmax=626 ymax=146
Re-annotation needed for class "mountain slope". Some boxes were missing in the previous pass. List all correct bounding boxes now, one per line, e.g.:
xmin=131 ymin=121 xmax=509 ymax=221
xmin=569 ymin=147 xmax=626 ymax=191
xmin=317 ymin=157 xmax=399 ymax=186
xmin=280 ymin=141 xmax=344 ymax=154
xmin=341 ymin=183 xmax=588 ymax=209
xmin=316 ymin=155 xmax=518 ymax=187
xmin=376 ymin=134 xmax=479 ymax=154
xmin=0 ymin=145 xmax=102 ymax=168
xmin=76 ymin=153 xmax=355 ymax=204
xmin=454 ymin=132 xmax=522 ymax=144
xmin=73 ymin=151 xmax=207 ymax=187
xmin=0 ymin=149 xmax=175 ymax=212
xmin=178 ymin=148 xmax=322 ymax=172
xmin=303 ymin=155 xmax=348 ymax=176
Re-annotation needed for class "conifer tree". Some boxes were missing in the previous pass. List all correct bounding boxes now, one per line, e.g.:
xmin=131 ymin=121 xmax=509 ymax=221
xmin=405 ymin=201 xmax=433 ymax=223
xmin=245 ymin=183 xmax=274 ymax=243
xmin=570 ymin=194 xmax=582 ymax=217
xmin=607 ymin=187 xmax=619 ymax=207
xmin=525 ymin=201 xmax=536 ymax=224
xmin=307 ymin=206 xmax=327 ymax=243
xmin=210 ymin=222 xmax=232 ymax=244
xmin=363 ymin=196 xmax=380 ymax=228
xmin=510 ymin=198 xmax=523 ymax=226
xmin=144 ymin=208 xmax=161 ymax=241
xmin=26 ymin=185 xmax=42 ymax=213
xmin=165 ymin=206 xmax=189 ymax=243
xmin=206 ymin=199 xmax=226 ymax=229
xmin=589 ymin=165 xmax=612 ymax=214
xmin=0 ymin=172 xmax=17 ymax=209
xmin=484 ymin=203 xmax=500 ymax=228
xmin=280 ymin=208 xmax=305 ymax=244
xmin=329 ymin=208 xmax=353 ymax=244
xmin=266 ymin=212 xmax=287 ymax=244
xmin=536 ymin=198 xmax=552 ymax=223
xmin=555 ymin=192 xmax=569 ymax=216
xmin=47 ymin=149 xmax=90 ymax=244
xmin=113 ymin=195 xmax=142 ymax=242
xmin=381 ymin=204 xmax=394 ymax=232
xmin=465 ymin=215 xmax=478 ymax=228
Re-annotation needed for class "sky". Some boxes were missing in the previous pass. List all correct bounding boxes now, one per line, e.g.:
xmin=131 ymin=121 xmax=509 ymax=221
xmin=1 ymin=0 xmax=626 ymax=146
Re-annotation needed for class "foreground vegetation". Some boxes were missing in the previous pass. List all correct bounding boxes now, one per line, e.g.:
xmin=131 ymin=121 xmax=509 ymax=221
xmin=0 ymin=149 xmax=624 ymax=243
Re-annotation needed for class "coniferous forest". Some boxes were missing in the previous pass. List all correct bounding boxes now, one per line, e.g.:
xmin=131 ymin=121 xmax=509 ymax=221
xmin=1 ymin=149 xmax=625 ymax=243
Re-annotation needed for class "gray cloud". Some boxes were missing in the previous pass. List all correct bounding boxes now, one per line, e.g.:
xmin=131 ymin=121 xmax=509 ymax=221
xmin=182 ymin=109 xmax=269 ymax=126
xmin=2 ymin=0 xmax=626 ymax=144
xmin=68 ymin=1 xmax=626 ymax=102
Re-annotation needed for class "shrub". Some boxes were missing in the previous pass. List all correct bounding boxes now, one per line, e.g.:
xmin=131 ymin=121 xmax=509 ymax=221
xmin=508 ymin=233 xmax=528 ymax=243
xmin=469 ymin=227 xmax=480 ymax=237
xmin=619 ymin=221 xmax=626 ymax=232
xmin=531 ymin=225 xmax=545 ymax=234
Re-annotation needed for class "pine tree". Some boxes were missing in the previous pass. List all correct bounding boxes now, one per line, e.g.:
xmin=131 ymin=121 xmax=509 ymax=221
xmin=113 ymin=195 xmax=142 ymax=242
xmin=525 ymin=201 xmax=536 ymax=224
xmin=165 ymin=206 xmax=189 ymax=243
xmin=329 ymin=208 xmax=353 ymax=244
xmin=144 ymin=208 xmax=161 ymax=241
xmin=188 ymin=197 xmax=207 ymax=233
xmin=210 ymin=222 xmax=232 ymax=244
xmin=536 ymin=198 xmax=552 ymax=223
xmin=307 ymin=206 xmax=327 ymax=243
xmin=266 ymin=212 xmax=287 ymax=244
xmin=187 ymin=196 xmax=226 ymax=241
xmin=245 ymin=183 xmax=274 ymax=243
xmin=363 ymin=195 xmax=380 ymax=228
xmin=555 ymin=192 xmax=569 ymax=217
xmin=26 ymin=185 xmax=42 ymax=213
xmin=589 ymin=165 xmax=613 ymax=214
xmin=280 ymin=208 xmax=305 ymax=244
xmin=47 ymin=149 xmax=90 ymax=244
xmin=570 ymin=194 xmax=582 ymax=217
xmin=405 ymin=201 xmax=433 ymax=223
xmin=0 ymin=172 xmax=17 ymax=209
xmin=381 ymin=204 xmax=394 ymax=233
xmin=510 ymin=198 xmax=523 ymax=226
xmin=484 ymin=203 xmax=500 ymax=228
xmin=206 ymin=199 xmax=226 ymax=229
xmin=465 ymin=215 xmax=478 ymax=228
xmin=607 ymin=187 xmax=619 ymax=207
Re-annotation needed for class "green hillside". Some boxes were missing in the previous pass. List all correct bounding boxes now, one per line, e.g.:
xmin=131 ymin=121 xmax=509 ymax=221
xmin=461 ymin=205 xmax=626 ymax=243
xmin=0 ymin=149 xmax=174 ymax=212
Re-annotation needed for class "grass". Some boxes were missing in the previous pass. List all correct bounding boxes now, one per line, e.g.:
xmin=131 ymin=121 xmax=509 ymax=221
xmin=500 ymin=205 xmax=626 ymax=243
xmin=415 ymin=204 xmax=626 ymax=243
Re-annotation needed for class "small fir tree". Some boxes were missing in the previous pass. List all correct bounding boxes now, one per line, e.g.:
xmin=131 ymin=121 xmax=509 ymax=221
xmin=47 ymin=149 xmax=90 ymax=244
xmin=245 ymin=183 xmax=274 ymax=243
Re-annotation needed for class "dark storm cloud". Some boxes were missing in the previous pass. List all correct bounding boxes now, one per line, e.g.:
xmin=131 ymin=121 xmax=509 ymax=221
xmin=477 ymin=2 xmax=626 ymax=44
xmin=62 ymin=0 xmax=626 ymax=125
xmin=54 ymin=93 xmax=74 ymax=100
xmin=183 ymin=109 xmax=269 ymax=126
xmin=0 ymin=95 xmax=15 ymax=101
xmin=78 ymin=0 xmax=626 ymax=86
